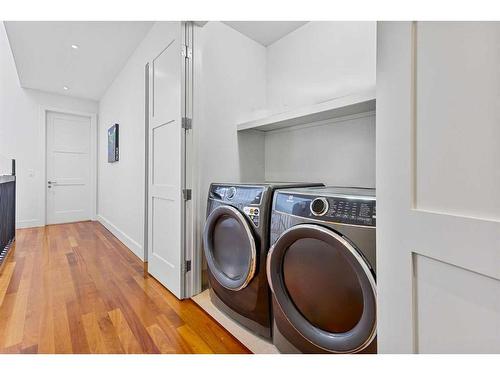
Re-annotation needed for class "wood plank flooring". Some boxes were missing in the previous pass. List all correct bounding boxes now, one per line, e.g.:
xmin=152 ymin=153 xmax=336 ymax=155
xmin=0 ymin=221 xmax=250 ymax=354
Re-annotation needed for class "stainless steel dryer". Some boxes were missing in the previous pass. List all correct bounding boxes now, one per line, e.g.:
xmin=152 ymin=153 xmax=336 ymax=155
xmin=203 ymin=182 xmax=323 ymax=338
xmin=267 ymin=186 xmax=377 ymax=353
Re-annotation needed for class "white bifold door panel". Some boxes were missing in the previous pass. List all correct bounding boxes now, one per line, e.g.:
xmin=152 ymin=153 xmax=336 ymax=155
xmin=46 ymin=111 xmax=92 ymax=224
xmin=147 ymin=22 xmax=191 ymax=299
xmin=377 ymin=22 xmax=500 ymax=353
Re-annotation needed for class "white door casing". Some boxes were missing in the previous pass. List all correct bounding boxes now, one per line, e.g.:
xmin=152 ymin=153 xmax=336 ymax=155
xmin=183 ymin=22 xmax=195 ymax=297
xmin=377 ymin=21 xmax=500 ymax=353
xmin=147 ymin=22 xmax=190 ymax=299
xmin=46 ymin=111 xmax=92 ymax=225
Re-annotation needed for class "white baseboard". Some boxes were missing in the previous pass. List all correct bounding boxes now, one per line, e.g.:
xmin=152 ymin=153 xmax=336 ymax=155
xmin=16 ymin=219 xmax=42 ymax=229
xmin=96 ymin=215 xmax=144 ymax=261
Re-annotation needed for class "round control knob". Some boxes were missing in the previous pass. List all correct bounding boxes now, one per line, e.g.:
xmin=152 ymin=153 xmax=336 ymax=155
xmin=226 ymin=187 xmax=237 ymax=200
xmin=310 ymin=197 xmax=329 ymax=216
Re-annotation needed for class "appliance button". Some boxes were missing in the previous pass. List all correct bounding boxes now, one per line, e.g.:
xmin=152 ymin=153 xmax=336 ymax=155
xmin=310 ymin=197 xmax=329 ymax=216
xmin=226 ymin=187 xmax=237 ymax=199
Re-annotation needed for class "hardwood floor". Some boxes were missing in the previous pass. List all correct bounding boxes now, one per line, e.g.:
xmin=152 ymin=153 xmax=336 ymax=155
xmin=0 ymin=221 xmax=250 ymax=354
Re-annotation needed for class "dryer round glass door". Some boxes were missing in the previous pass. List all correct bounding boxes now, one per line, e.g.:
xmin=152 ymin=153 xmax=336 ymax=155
xmin=203 ymin=205 xmax=257 ymax=291
xmin=266 ymin=224 xmax=376 ymax=353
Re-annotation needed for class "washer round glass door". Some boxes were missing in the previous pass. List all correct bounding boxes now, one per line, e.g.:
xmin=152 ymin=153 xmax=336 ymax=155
xmin=266 ymin=224 xmax=376 ymax=353
xmin=203 ymin=205 xmax=257 ymax=291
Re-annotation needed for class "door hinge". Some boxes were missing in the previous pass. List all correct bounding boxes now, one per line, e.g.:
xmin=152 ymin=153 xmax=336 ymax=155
xmin=181 ymin=44 xmax=192 ymax=59
xmin=182 ymin=188 xmax=192 ymax=201
xmin=184 ymin=260 xmax=192 ymax=273
xmin=181 ymin=117 xmax=192 ymax=130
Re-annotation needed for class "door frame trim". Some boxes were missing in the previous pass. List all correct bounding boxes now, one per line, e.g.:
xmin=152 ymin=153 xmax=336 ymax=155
xmin=39 ymin=105 xmax=98 ymax=226
xmin=183 ymin=21 xmax=197 ymax=298
xmin=189 ymin=21 xmax=203 ymax=298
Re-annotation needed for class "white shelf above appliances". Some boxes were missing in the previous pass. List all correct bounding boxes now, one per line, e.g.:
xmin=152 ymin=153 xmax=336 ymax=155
xmin=237 ymin=90 xmax=376 ymax=132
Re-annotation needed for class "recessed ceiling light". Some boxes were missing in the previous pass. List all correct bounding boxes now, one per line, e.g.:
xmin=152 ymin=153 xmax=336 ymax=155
xmin=63 ymin=86 xmax=69 ymax=90
xmin=71 ymin=44 xmax=79 ymax=49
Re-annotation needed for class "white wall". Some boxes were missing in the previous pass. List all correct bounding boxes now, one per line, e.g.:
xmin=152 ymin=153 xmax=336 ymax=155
xmin=261 ymin=21 xmax=377 ymax=188
xmin=266 ymin=21 xmax=376 ymax=113
xmin=264 ymin=113 xmax=375 ymax=187
xmin=0 ymin=24 xmax=98 ymax=228
xmin=98 ymin=22 xmax=187 ymax=260
xmin=192 ymin=22 xmax=267 ymax=291
xmin=194 ymin=21 xmax=267 ymax=222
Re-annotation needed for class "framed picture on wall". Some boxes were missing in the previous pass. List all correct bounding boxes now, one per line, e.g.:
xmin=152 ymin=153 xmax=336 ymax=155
xmin=108 ymin=124 xmax=119 ymax=163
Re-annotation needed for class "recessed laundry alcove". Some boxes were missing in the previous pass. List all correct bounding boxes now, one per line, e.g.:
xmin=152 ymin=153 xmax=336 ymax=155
xmin=237 ymin=92 xmax=376 ymax=188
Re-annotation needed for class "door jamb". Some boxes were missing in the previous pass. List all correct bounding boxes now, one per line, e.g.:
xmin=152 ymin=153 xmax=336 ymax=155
xmin=39 ymin=106 xmax=98 ymax=226
xmin=183 ymin=21 xmax=198 ymax=298
xmin=187 ymin=22 xmax=203 ymax=297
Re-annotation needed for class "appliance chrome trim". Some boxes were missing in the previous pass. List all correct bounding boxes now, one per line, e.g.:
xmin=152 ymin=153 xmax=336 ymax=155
xmin=278 ymin=191 xmax=375 ymax=201
xmin=267 ymin=223 xmax=377 ymax=353
xmin=212 ymin=183 xmax=268 ymax=188
xmin=310 ymin=197 xmax=329 ymax=216
xmin=266 ymin=243 xmax=275 ymax=295
xmin=205 ymin=205 xmax=257 ymax=291
xmin=272 ymin=209 xmax=376 ymax=229
xmin=226 ymin=186 xmax=237 ymax=200
xmin=208 ymin=197 xmax=261 ymax=207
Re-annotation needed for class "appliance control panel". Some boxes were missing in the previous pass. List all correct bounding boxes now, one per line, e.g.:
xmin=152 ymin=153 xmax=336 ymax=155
xmin=274 ymin=192 xmax=376 ymax=227
xmin=243 ymin=206 xmax=260 ymax=227
xmin=209 ymin=185 xmax=264 ymax=205
xmin=209 ymin=184 xmax=265 ymax=227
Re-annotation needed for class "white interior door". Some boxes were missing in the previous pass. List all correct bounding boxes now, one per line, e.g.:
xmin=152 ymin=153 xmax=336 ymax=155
xmin=46 ymin=111 xmax=92 ymax=225
xmin=377 ymin=21 xmax=500 ymax=353
xmin=147 ymin=22 xmax=187 ymax=299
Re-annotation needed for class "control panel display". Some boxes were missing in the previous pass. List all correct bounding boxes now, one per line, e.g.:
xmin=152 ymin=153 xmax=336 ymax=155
xmin=243 ymin=206 xmax=260 ymax=227
xmin=274 ymin=192 xmax=376 ymax=226
xmin=210 ymin=185 xmax=264 ymax=205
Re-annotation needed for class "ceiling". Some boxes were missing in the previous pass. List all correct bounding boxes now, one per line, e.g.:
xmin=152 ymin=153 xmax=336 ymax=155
xmin=223 ymin=21 xmax=308 ymax=46
xmin=4 ymin=21 xmax=154 ymax=100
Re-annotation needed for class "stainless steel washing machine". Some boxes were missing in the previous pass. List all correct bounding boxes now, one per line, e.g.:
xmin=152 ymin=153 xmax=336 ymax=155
xmin=267 ymin=186 xmax=377 ymax=353
xmin=203 ymin=182 xmax=323 ymax=338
